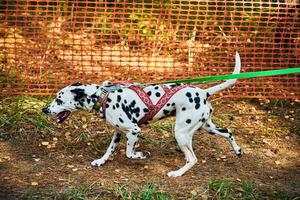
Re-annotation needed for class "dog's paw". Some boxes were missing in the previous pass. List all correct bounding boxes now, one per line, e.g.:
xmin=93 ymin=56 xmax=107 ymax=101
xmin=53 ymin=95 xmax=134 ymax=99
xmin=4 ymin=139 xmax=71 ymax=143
xmin=236 ymin=148 xmax=242 ymax=158
xmin=127 ymin=151 xmax=150 ymax=159
xmin=91 ymin=159 xmax=107 ymax=167
xmin=142 ymin=151 xmax=151 ymax=158
xmin=167 ymin=170 xmax=183 ymax=178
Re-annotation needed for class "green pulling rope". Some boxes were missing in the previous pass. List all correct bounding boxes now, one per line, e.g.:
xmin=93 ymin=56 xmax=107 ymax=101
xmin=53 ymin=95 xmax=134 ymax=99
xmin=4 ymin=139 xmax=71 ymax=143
xmin=150 ymin=67 xmax=300 ymax=85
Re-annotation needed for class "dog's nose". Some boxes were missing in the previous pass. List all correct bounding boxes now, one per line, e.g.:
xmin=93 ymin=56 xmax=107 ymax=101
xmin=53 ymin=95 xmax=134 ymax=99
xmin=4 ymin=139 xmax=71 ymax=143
xmin=42 ymin=107 xmax=49 ymax=114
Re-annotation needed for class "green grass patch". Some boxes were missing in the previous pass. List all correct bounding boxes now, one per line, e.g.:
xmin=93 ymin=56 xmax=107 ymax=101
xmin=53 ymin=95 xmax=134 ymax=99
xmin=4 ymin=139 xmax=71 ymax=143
xmin=208 ymin=179 xmax=260 ymax=200
xmin=0 ymin=96 xmax=51 ymax=131
xmin=150 ymin=119 xmax=174 ymax=133
xmin=62 ymin=186 xmax=89 ymax=200
xmin=114 ymin=184 xmax=170 ymax=200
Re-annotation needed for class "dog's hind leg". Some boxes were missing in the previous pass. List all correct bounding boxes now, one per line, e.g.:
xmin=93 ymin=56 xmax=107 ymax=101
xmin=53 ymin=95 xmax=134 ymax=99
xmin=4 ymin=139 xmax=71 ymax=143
xmin=167 ymin=130 xmax=198 ymax=177
xmin=91 ymin=131 xmax=122 ymax=167
xmin=203 ymin=118 xmax=242 ymax=157
xmin=167 ymin=113 xmax=203 ymax=177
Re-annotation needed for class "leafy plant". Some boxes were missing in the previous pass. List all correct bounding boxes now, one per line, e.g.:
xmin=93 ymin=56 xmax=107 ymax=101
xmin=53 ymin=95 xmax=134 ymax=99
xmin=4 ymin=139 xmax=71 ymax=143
xmin=241 ymin=180 xmax=259 ymax=200
xmin=0 ymin=96 xmax=51 ymax=131
xmin=63 ymin=187 xmax=88 ymax=200
xmin=150 ymin=120 xmax=174 ymax=132
xmin=208 ymin=179 xmax=235 ymax=200
xmin=114 ymin=184 xmax=170 ymax=200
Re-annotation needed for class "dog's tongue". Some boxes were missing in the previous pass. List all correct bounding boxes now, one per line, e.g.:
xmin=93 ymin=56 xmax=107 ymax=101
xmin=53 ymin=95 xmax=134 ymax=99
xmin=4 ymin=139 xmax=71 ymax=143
xmin=54 ymin=111 xmax=71 ymax=123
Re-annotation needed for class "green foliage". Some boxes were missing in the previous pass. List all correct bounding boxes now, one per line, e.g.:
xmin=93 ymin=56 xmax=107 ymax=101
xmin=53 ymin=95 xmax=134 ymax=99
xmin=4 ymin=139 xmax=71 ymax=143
xmin=0 ymin=96 xmax=51 ymax=131
xmin=209 ymin=179 xmax=235 ymax=200
xmin=63 ymin=187 xmax=89 ymax=200
xmin=114 ymin=184 xmax=170 ymax=200
xmin=208 ymin=179 xmax=261 ymax=200
xmin=241 ymin=181 xmax=259 ymax=200
xmin=150 ymin=120 xmax=174 ymax=132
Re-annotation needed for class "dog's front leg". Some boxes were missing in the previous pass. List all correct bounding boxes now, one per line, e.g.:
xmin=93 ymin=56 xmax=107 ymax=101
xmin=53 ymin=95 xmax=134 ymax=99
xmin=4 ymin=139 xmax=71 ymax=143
xmin=126 ymin=131 xmax=149 ymax=159
xmin=91 ymin=132 xmax=121 ymax=167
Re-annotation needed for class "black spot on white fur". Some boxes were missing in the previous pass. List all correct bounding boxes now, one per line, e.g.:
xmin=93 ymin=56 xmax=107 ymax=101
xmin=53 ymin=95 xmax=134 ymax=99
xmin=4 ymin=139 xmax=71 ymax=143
xmin=117 ymin=95 xmax=121 ymax=102
xmin=71 ymin=88 xmax=86 ymax=101
xmin=71 ymin=82 xmax=83 ymax=86
xmin=143 ymin=108 xmax=149 ymax=113
xmin=56 ymin=99 xmax=63 ymax=105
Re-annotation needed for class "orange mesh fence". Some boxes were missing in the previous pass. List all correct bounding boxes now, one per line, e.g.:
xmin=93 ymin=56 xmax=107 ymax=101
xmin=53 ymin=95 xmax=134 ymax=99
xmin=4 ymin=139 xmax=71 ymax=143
xmin=0 ymin=1 xmax=299 ymax=98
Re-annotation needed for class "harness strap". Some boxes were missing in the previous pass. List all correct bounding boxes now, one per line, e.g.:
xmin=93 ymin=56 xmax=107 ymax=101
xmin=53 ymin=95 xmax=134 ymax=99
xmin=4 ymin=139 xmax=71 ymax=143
xmin=138 ymin=84 xmax=188 ymax=125
xmin=128 ymin=85 xmax=155 ymax=110
xmin=160 ymin=85 xmax=170 ymax=92
xmin=98 ymin=82 xmax=188 ymax=124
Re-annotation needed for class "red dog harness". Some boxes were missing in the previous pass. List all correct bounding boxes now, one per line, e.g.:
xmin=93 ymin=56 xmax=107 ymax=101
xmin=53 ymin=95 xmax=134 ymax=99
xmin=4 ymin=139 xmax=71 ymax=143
xmin=99 ymin=82 xmax=188 ymax=125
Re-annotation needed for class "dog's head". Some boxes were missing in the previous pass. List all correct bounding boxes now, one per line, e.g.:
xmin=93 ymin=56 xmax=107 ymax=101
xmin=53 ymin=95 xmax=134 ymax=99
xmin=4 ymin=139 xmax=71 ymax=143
xmin=42 ymin=82 xmax=101 ymax=123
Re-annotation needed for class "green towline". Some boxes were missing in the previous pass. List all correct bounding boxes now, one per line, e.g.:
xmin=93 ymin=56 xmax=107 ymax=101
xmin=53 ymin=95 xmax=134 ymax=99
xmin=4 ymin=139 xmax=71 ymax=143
xmin=150 ymin=67 xmax=300 ymax=85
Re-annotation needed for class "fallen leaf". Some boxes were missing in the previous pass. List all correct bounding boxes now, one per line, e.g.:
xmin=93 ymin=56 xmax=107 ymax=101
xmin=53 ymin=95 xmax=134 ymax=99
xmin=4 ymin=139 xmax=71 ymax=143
xmin=190 ymin=190 xmax=197 ymax=196
xmin=3 ymin=156 xmax=10 ymax=160
xmin=81 ymin=116 xmax=87 ymax=122
xmin=82 ymin=124 xmax=88 ymax=129
xmin=201 ymin=194 xmax=209 ymax=200
xmin=41 ymin=141 xmax=49 ymax=146
xmin=31 ymin=182 xmax=38 ymax=186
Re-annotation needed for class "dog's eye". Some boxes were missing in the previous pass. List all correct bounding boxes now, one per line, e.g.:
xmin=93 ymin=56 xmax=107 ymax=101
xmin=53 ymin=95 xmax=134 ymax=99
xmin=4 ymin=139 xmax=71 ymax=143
xmin=56 ymin=99 xmax=64 ymax=105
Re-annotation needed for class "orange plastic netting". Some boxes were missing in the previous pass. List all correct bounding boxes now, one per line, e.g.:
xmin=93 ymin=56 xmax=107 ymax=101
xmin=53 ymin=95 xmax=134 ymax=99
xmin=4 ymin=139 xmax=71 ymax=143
xmin=0 ymin=1 xmax=299 ymax=98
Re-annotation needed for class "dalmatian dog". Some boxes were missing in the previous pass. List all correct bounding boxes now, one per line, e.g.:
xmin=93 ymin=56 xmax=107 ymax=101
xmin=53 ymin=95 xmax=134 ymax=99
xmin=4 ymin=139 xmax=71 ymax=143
xmin=43 ymin=52 xmax=242 ymax=177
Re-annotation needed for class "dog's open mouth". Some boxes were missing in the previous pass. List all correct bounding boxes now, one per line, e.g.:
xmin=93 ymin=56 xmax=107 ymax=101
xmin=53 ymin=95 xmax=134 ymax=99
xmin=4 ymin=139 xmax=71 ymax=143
xmin=54 ymin=111 xmax=71 ymax=123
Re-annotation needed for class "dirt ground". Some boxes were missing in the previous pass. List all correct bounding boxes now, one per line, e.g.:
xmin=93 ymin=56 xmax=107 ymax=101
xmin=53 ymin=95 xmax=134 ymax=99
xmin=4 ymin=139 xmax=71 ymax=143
xmin=0 ymin=97 xmax=299 ymax=199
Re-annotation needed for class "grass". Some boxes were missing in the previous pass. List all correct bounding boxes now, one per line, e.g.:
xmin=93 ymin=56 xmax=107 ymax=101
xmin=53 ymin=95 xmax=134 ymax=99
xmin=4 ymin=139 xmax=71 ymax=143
xmin=0 ymin=96 xmax=51 ymax=131
xmin=114 ymin=184 xmax=170 ymax=200
xmin=150 ymin=119 xmax=174 ymax=133
xmin=208 ymin=179 xmax=236 ymax=200
xmin=208 ymin=179 xmax=300 ymax=200
xmin=20 ymin=180 xmax=300 ymax=200
xmin=62 ymin=186 xmax=89 ymax=200
xmin=23 ymin=181 xmax=95 ymax=200
xmin=208 ymin=179 xmax=261 ymax=200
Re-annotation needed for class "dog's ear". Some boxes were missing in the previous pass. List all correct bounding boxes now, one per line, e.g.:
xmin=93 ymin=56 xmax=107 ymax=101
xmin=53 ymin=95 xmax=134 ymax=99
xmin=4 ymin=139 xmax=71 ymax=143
xmin=70 ymin=88 xmax=87 ymax=101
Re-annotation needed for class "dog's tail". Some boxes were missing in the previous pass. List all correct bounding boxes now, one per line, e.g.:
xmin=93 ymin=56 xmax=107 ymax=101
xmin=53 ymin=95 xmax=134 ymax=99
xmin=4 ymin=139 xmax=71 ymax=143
xmin=205 ymin=52 xmax=241 ymax=96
